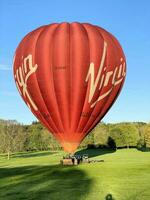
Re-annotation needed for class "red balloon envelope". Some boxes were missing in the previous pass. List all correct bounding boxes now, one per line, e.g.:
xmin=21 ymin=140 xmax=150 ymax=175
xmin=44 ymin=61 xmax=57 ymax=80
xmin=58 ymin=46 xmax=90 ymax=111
xmin=13 ymin=22 xmax=126 ymax=153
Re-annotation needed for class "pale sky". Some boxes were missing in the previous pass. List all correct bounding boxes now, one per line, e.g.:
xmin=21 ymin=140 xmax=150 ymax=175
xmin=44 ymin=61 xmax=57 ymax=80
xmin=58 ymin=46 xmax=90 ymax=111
xmin=0 ymin=0 xmax=150 ymax=124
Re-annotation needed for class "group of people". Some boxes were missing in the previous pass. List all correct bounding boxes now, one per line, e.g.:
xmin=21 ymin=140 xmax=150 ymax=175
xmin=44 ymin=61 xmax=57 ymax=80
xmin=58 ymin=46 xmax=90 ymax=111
xmin=63 ymin=154 xmax=83 ymax=165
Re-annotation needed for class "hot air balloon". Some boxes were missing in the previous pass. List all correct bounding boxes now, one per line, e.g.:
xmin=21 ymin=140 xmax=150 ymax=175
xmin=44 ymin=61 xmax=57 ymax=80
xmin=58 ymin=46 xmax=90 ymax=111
xmin=13 ymin=22 xmax=126 ymax=153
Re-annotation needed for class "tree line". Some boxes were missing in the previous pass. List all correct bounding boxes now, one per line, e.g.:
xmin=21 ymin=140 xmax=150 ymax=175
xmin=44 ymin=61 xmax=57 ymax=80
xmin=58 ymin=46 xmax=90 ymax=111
xmin=0 ymin=119 xmax=150 ymax=157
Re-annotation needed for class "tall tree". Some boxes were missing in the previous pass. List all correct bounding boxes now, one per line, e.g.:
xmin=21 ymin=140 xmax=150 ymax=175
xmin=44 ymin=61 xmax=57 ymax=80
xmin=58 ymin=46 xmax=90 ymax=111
xmin=144 ymin=124 xmax=150 ymax=148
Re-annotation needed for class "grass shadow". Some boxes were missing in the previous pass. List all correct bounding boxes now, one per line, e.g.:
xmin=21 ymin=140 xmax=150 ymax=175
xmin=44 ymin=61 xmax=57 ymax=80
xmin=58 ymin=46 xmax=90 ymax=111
xmin=0 ymin=164 xmax=93 ymax=200
xmin=75 ymin=148 xmax=116 ymax=158
xmin=138 ymin=147 xmax=150 ymax=152
xmin=105 ymin=193 xmax=116 ymax=200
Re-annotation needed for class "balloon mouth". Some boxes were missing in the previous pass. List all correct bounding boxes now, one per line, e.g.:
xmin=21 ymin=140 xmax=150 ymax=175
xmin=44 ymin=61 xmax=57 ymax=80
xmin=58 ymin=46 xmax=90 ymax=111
xmin=61 ymin=142 xmax=80 ymax=153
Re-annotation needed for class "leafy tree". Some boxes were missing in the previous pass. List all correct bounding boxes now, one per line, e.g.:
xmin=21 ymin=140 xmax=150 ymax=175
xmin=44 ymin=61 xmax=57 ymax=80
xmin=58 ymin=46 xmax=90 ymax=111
xmin=109 ymin=127 xmax=125 ymax=148
xmin=0 ymin=119 xmax=149 ymax=153
xmin=80 ymin=132 xmax=94 ymax=148
xmin=109 ymin=123 xmax=139 ymax=148
xmin=93 ymin=123 xmax=109 ymax=146
xmin=0 ymin=122 xmax=25 ymax=159
xmin=144 ymin=124 xmax=150 ymax=148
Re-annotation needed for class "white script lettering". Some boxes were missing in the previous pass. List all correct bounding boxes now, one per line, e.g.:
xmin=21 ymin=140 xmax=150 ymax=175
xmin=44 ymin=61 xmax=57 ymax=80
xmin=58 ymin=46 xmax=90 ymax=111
xmin=14 ymin=54 xmax=38 ymax=111
xmin=86 ymin=41 xmax=126 ymax=108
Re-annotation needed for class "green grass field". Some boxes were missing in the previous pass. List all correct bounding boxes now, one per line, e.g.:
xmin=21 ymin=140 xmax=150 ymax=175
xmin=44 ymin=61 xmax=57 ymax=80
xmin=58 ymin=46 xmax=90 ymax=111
xmin=0 ymin=149 xmax=150 ymax=200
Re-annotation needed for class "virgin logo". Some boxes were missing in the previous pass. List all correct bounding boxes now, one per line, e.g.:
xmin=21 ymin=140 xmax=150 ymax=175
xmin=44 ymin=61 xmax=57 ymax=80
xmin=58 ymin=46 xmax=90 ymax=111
xmin=86 ymin=41 xmax=126 ymax=108
xmin=14 ymin=41 xmax=126 ymax=112
xmin=14 ymin=54 xmax=38 ymax=111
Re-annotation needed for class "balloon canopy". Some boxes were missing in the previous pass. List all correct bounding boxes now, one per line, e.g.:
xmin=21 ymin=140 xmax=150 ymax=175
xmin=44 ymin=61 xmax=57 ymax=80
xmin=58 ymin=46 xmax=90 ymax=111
xmin=13 ymin=22 xmax=126 ymax=153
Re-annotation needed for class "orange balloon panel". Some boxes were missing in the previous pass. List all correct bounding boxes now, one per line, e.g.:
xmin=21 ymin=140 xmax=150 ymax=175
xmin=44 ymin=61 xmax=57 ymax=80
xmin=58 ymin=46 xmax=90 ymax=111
xmin=13 ymin=22 xmax=126 ymax=153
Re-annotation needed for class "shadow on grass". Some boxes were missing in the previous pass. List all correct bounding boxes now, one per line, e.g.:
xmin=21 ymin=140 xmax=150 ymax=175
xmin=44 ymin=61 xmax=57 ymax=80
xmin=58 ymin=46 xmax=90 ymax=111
xmin=138 ymin=147 xmax=150 ymax=152
xmin=0 ymin=164 xmax=93 ymax=200
xmin=75 ymin=148 xmax=116 ymax=158
xmin=105 ymin=193 xmax=116 ymax=200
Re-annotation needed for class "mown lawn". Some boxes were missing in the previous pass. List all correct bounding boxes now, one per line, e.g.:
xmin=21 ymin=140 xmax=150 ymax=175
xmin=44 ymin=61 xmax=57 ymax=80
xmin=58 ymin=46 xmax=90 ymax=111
xmin=0 ymin=149 xmax=150 ymax=200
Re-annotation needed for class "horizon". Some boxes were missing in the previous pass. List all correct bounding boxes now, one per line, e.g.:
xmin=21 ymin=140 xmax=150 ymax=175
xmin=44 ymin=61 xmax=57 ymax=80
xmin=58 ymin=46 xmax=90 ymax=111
xmin=0 ymin=118 xmax=148 ymax=126
xmin=0 ymin=0 xmax=150 ymax=124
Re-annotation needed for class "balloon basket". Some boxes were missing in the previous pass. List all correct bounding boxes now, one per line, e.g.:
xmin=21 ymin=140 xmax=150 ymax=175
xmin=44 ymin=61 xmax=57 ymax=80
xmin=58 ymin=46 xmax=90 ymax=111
xmin=60 ymin=154 xmax=89 ymax=166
